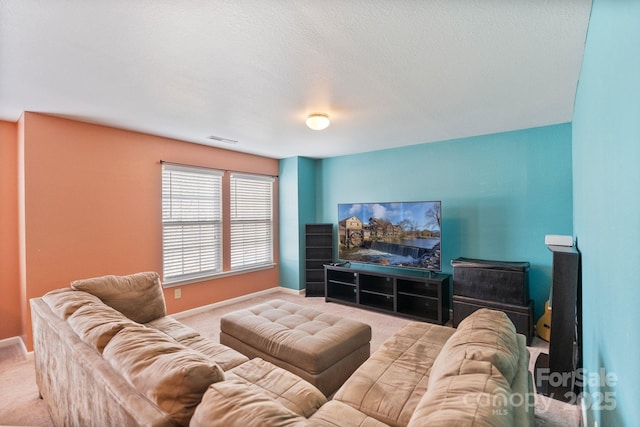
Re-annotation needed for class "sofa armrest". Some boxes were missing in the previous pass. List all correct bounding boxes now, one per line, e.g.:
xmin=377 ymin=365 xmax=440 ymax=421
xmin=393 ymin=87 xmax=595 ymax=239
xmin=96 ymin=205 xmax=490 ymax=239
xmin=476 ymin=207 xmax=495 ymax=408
xmin=407 ymin=309 xmax=534 ymax=427
xmin=407 ymin=373 xmax=514 ymax=427
xmin=407 ymin=334 xmax=534 ymax=427
xmin=30 ymin=297 xmax=173 ymax=427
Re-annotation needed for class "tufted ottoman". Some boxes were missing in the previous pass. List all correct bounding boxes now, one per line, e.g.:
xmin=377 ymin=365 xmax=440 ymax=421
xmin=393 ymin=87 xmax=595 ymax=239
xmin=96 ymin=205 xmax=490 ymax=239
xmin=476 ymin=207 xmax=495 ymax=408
xmin=220 ymin=299 xmax=371 ymax=396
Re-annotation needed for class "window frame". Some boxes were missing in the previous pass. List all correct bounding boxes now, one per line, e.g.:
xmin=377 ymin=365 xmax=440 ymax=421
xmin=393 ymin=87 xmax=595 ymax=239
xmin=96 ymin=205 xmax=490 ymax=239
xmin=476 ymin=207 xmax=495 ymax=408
xmin=161 ymin=163 xmax=277 ymax=287
xmin=229 ymin=172 xmax=275 ymax=272
xmin=161 ymin=163 xmax=224 ymax=285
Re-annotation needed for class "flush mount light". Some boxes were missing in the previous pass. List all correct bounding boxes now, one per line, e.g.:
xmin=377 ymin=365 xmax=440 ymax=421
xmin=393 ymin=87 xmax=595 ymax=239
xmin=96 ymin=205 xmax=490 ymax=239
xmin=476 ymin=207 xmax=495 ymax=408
xmin=306 ymin=113 xmax=330 ymax=130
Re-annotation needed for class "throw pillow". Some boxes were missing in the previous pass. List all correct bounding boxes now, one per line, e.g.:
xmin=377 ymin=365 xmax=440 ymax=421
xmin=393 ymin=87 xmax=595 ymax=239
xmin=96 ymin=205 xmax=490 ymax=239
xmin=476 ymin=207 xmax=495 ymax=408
xmin=71 ymin=271 xmax=166 ymax=323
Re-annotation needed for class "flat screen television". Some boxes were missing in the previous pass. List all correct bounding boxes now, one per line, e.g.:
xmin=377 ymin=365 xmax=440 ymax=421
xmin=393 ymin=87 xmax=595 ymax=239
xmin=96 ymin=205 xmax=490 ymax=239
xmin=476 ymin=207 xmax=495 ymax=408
xmin=337 ymin=201 xmax=441 ymax=272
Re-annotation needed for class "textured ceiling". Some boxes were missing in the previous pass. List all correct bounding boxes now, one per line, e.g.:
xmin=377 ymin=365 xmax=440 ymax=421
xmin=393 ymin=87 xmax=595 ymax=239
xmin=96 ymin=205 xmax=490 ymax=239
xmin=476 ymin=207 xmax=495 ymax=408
xmin=0 ymin=1 xmax=591 ymax=159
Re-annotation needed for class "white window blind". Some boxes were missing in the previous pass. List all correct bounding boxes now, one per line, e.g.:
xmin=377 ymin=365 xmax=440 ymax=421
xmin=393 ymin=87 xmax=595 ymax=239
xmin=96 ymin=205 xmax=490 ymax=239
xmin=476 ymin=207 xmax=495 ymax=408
xmin=162 ymin=164 xmax=223 ymax=283
xmin=230 ymin=173 xmax=274 ymax=270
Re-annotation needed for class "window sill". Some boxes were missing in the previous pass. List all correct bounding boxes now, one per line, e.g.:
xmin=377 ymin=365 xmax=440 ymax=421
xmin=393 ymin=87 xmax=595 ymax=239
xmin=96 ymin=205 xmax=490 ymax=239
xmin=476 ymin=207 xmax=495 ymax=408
xmin=163 ymin=263 xmax=277 ymax=288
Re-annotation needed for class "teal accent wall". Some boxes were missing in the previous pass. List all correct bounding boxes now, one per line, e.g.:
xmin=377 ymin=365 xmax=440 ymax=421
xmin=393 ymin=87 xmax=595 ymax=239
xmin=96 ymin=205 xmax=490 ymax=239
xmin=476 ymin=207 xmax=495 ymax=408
xmin=572 ymin=1 xmax=640 ymax=425
xmin=278 ymin=157 xmax=300 ymax=290
xmin=315 ymin=125 xmax=573 ymax=319
xmin=278 ymin=156 xmax=318 ymax=290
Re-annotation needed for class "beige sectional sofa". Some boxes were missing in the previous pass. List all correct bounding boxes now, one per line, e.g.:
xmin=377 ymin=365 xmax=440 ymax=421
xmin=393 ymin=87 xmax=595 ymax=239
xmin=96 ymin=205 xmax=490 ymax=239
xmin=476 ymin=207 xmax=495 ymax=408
xmin=31 ymin=272 xmax=534 ymax=427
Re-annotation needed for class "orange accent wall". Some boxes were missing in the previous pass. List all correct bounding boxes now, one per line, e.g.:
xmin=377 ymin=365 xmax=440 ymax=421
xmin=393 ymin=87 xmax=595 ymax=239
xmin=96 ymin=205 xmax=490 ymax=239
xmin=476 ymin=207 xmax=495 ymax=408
xmin=0 ymin=120 xmax=21 ymax=339
xmin=18 ymin=113 xmax=280 ymax=349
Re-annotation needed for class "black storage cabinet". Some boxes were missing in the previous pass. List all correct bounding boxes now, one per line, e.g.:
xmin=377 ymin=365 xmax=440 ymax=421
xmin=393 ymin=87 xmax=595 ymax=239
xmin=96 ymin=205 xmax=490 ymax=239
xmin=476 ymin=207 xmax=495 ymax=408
xmin=450 ymin=257 xmax=529 ymax=305
xmin=451 ymin=257 xmax=533 ymax=344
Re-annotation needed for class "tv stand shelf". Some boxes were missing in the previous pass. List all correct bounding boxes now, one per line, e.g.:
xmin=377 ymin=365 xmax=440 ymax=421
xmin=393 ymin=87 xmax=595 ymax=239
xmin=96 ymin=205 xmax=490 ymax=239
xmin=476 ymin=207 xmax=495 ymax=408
xmin=324 ymin=265 xmax=450 ymax=324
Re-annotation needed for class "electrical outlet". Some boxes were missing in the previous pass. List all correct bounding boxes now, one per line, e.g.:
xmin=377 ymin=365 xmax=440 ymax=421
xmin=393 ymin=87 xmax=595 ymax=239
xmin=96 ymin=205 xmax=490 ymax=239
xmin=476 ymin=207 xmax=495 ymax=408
xmin=174 ymin=288 xmax=182 ymax=299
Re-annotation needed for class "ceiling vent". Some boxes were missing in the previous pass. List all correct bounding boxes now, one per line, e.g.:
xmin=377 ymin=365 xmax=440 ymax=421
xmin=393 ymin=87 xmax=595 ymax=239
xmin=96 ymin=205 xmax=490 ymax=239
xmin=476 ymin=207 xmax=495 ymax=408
xmin=207 ymin=135 xmax=238 ymax=144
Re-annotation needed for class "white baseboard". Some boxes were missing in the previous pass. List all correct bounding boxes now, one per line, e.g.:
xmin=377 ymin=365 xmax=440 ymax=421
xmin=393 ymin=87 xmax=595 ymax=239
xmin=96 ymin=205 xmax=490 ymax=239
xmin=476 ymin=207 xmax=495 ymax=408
xmin=278 ymin=286 xmax=305 ymax=296
xmin=0 ymin=336 xmax=27 ymax=353
xmin=172 ymin=286 xmax=303 ymax=319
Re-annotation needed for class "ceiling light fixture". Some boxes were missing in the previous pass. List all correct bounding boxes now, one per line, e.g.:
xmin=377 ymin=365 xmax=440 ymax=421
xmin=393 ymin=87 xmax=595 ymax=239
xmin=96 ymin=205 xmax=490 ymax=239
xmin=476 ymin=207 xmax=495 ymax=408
xmin=306 ymin=113 xmax=330 ymax=130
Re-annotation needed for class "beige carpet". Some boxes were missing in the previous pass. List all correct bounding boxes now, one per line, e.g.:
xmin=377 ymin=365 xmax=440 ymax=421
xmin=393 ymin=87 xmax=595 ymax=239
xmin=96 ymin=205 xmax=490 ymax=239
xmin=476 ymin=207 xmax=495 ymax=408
xmin=0 ymin=350 xmax=54 ymax=426
xmin=0 ymin=289 xmax=580 ymax=426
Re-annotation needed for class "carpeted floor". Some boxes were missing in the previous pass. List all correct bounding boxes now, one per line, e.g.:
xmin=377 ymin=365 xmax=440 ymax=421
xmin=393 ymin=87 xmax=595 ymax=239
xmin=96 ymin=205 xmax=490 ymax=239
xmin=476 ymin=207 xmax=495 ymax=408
xmin=0 ymin=347 xmax=54 ymax=426
xmin=0 ymin=289 xmax=580 ymax=426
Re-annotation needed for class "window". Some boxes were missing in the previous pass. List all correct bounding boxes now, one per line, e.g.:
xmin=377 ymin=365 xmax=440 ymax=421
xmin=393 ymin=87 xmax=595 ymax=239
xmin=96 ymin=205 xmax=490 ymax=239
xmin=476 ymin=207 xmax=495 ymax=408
xmin=162 ymin=164 xmax=223 ymax=284
xmin=230 ymin=173 xmax=274 ymax=270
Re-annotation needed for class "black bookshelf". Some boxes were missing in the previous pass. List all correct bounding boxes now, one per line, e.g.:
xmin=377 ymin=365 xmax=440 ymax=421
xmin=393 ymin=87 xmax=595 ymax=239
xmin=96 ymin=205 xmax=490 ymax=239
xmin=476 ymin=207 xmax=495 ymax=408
xmin=304 ymin=224 xmax=334 ymax=297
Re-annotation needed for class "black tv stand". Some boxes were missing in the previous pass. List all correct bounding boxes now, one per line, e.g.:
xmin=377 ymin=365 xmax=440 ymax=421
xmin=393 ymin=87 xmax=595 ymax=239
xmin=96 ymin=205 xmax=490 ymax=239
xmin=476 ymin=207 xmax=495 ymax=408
xmin=324 ymin=264 xmax=450 ymax=324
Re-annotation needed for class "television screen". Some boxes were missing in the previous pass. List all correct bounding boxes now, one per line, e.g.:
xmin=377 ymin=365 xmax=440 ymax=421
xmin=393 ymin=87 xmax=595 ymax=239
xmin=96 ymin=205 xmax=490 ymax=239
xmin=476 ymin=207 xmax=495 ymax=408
xmin=337 ymin=201 xmax=441 ymax=272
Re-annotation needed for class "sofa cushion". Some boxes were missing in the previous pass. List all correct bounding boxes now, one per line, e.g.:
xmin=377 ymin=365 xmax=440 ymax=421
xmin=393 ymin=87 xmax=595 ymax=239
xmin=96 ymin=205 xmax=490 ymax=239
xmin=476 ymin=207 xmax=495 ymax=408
xmin=146 ymin=316 xmax=200 ymax=341
xmin=146 ymin=316 xmax=249 ymax=371
xmin=408 ymin=373 xmax=514 ymax=427
xmin=428 ymin=308 xmax=520 ymax=387
xmin=333 ymin=321 xmax=455 ymax=427
xmin=103 ymin=325 xmax=224 ymax=426
xmin=42 ymin=288 xmax=104 ymax=320
xmin=190 ymin=380 xmax=308 ymax=427
xmin=227 ymin=358 xmax=327 ymax=418
xmin=67 ymin=302 xmax=139 ymax=353
xmin=71 ymin=271 xmax=166 ymax=323
xmin=310 ymin=401 xmax=391 ymax=427
xmin=179 ymin=335 xmax=249 ymax=371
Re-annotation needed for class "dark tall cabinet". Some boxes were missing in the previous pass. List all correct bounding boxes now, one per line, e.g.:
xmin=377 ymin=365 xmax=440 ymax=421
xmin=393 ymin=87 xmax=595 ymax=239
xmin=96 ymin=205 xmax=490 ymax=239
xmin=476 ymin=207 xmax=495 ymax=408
xmin=534 ymin=245 xmax=581 ymax=403
xmin=304 ymin=224 xmax=334 ymax=297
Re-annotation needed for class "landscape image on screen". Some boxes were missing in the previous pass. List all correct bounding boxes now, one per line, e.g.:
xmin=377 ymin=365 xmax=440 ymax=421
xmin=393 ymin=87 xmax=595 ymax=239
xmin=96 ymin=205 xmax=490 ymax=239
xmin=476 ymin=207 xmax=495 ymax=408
xmin=338 ymin=201 xmax=441 ymax=271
